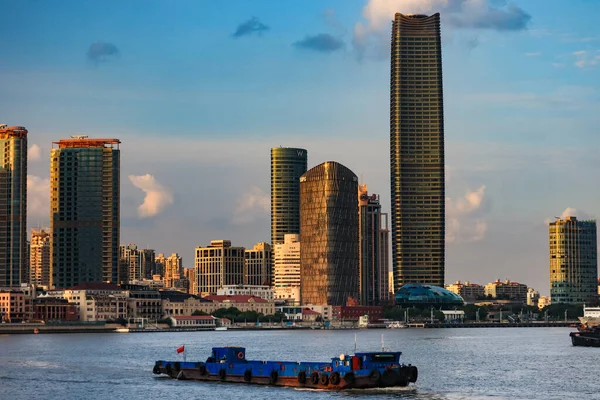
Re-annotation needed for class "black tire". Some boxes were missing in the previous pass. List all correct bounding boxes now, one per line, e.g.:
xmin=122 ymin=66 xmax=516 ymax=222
xmin=319 ymin=373 xmax=329 ymax=386
xmin=344 ymin=372 xmax=355 ymax=385
xmin=173 ymin=362 xmax=181 ymax=372
xmin=310 ymin=372 xmax=319 ymax=385
xmin=370 ymin=369 xmax=381 ymax=382
xmin=219 ymin=368 xmax=226 ymax=380
xmin=297 ymin=370 xmax=307 ymax=384
xmin=409 ymin=366 xmax=418 ymax=383
xmin=244 ymin=369 xmax=252 ymax=382
xmin=198 ymin=365 xmax=207 ymax=375
xmin=165 ymin=363 xmax=173 ymax=377
xmin=330 ymin=372 xmax=341 ymax=385
xmin=153 ymin=364 xmax=161 ymax=375
xmin=269 ymin=370 xmax=278 ymax=385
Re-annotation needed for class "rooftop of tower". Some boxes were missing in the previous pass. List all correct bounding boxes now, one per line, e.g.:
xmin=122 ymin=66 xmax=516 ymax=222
xmin=0 ymin=125 xmax=28 ymax=139
xmin=52 ymin=136 xmax=121 ymax=149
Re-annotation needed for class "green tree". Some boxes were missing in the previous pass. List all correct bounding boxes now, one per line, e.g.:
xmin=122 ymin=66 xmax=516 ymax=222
xmin=192 ymin=310 xmax=208 ymax=316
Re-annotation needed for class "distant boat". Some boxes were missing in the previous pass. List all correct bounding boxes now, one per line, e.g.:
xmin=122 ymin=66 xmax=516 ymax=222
xmin=215 ymin=327 xmax=228 ymax=331
xmin=386 ymin=322 xmax=407 ymax=329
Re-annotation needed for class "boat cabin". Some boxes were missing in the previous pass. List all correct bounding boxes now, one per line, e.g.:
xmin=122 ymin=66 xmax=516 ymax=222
xmin=207 ymin=347 xmax=247 ymax=364
xmin=329 ymin=352 xmax=402 ymax=372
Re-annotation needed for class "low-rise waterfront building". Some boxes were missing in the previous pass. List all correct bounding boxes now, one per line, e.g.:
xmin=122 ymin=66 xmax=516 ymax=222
xmin=121 ymin=284 xmax=162 ymax=321
xmin=160 ymin=290 xmax=211 ymax=317
xmin=203 ymin=295 xmax=274 ymax=315
xmin=217 ymin=285 xmax=274 ymax=301
xmin=332 ymin=305 xmax=383 ymax=323
xmin=0 ymin=290 xmax=31 ymax=322
xmin=32 ymin=297 xmax=79 ymax=322
xmin=445 ymin=281 xmax=485 ymax=301
xmin=484 ymin=280 xmax=528 ymax=303
xmin=168 ymin=315 xmax=216 ymax=328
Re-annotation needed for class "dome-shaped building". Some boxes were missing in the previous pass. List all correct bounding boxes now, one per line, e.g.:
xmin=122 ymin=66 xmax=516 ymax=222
xmin=394 ymin=284 xmax=464 ymax=309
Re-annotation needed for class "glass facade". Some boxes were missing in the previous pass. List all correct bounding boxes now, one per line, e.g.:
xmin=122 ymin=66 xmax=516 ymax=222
xmin=394 ymin=283 xmax=464 ymax=308
xmin=0 ymin=126 xmax=27 ymax=287
xmin=271 ymin=147 xmax=307 ymax=245
xmin=300 ymin=162 xmax=359 ymax=306
xmin=50 ymin=138 xmax=120 ymax=288
xmin=390 ymin=13 xmax=445 ymax=289
xmin=549 ymin=216 xmax=597 ymax=303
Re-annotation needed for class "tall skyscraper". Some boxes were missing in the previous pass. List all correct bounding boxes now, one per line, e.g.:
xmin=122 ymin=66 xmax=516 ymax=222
xmin=271 ymin=147 xmax=307 ymax=245
xmin=244 ymin=242 xmax=272 ymax=286
xmin=273 ymin=234 xmax=301 ymax=305
xmin=119 ymin=244 xmax=142 ymax=282
xmin=163 ymin=252 xmax=183 ymax=287
xmin=358 ymin=185 xmax=390 ymax=306
xmin=390 ymin=13 xmax=445 ymax=289
xmin=30 ymin=228 xmax=51 ymax=286
xmin=195 ymin=240 xmax=245 ymax=296
xmin=300 ymin=161 xmax=359 ymax=306
xmin=50 ymin=136 xmax=120 ymax=288
xmin=549 ymin=216 xmax=597 ymax=303
xmin=0 ymin=125 xmax=27 ymax=287
xmin=140 ymin=248 xmax=156 ymax=279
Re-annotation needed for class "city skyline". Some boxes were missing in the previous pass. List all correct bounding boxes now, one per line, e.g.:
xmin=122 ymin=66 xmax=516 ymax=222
xmin=2 ymin=0 xmax=599 ymax=295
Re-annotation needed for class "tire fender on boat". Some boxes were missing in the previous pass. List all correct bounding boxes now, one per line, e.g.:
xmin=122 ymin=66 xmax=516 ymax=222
xmin=244 ymin=369 xmax=252 ymax=382
xmin=269 ymin=370 xmax=278 ymax=384
xmin=370 ymin=369 xmax=381 ymax=382
xmin=409 ymin=366 xmax=418 ymax=383
xmin=330 ymin=372 xmax=340 ymax=385
xmin=152 ymin=363 xmax=161 ymax=375
xmin=297 ymin=370 xmax=307 ymax=384
xmin=219 ymin=368 xmax=226 ymax=380
xmin=165 ymin=363 xmax=173 ymax=377
xmin=198 ymin=365 xmax=207 ymax=375
xmin=319 ymin=373 xmax=329 ymax=386
xmin=310 ymin=372 xmax=319 ymax=385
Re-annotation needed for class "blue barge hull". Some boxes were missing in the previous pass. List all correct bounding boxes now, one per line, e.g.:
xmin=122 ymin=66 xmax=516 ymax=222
xmin=153 ymin=346 xmax=417 ymax=390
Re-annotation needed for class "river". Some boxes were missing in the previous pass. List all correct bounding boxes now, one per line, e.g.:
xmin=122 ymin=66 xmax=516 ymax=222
xmin=1 ymin=327 xmax=597 ymax=399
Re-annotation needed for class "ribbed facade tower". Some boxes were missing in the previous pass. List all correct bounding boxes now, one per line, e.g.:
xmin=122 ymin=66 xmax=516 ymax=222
xmin=50 ymin=136 xmax=120 ymax=288
xmin=271 ymin=147 xmax=307 ymax=246
xmin=390 ymin=13 xmax=445 ymax=289
xmin=300 ymin=161 xmax=359 ymax=306
xmin=549 ymin=216 xmax=597 ymax=303
xmin=0 ymin=125 xmax=27 ymax=287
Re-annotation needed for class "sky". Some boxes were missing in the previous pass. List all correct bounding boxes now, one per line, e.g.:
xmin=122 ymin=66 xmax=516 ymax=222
xmin=2 ymin=0 xmax=599 ymax=296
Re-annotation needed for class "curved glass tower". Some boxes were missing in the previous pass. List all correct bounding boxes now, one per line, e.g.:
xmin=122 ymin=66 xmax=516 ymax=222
xmin=270 ymin=147 xmax=307 ymax=245
xmin=390 ymin=13 xmax=445 ymax=289
xmin=300 ymin=161 xmax=359 ymax=306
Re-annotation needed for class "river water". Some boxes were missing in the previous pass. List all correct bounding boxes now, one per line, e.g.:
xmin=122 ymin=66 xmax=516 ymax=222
xmin=1 ymin=327 xmax=598 ymax=400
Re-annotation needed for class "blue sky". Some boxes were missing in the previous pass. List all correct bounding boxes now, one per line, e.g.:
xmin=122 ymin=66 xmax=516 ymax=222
xmin=2 ymin=0 xmax=599 ymax=295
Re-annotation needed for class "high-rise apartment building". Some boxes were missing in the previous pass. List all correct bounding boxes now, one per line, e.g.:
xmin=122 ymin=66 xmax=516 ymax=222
xmin=29 ymin=228 xmax=51 ymax=286
xmin=195 ymin=240 xmax=245 ymax=296
xmin=271 ymin=147 xmax=307 ymax=246
xmin=50 ymin=136 xmax=120 ymax=288
xmin=184 ymin=267 xmax=197 ymax=295
xmin=390 ymin=13 xmax=445 ymax=288
xmin=549 ymin=216 xmax=598 ymax=303
xmin=300 ymin=161 xmax=359 ymax=306
xmin=358 ymin=185 xmax=390 ymax=306
xmin=0 ymin=125 xmax=27 ymax=287
xmin=140 ymin=248 xmax=156 ymax=279
xmin=155 ymin=253 xmax=166 ymax=278
xmin=273 ymin=234 xmax=301 ymax=305
xmin=120 ymin=244 xmax=142 ymax=283
xmin=245 ymin=242 xmax=272 ymax=286
xmin=163 ymin=253 xmax=183 ymax=288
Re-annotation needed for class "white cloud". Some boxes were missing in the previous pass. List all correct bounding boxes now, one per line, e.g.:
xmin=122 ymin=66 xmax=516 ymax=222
xmin=27 ymin=175 xmax=50 ymax=217
xmin=233 ymin=186 xmax=270 ymax=225
xmin=573 ymin=50 xmax=600 ymax=68
xmin=446 ymin=185 xmax=488 ymax=243
xmin=353 ymin=0 xmax=531 ymax=58
xmin=28 ymin=144 xmax=41 ymax=161
xmin=128 ymin=174 xmax=174 ymax=218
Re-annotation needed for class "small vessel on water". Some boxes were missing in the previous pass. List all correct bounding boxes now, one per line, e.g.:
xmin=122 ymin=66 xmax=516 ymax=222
xmin=153 ymin=346 xmax=418 ymax=389
xmin=570 ymin=305 xmax=600 ymax=347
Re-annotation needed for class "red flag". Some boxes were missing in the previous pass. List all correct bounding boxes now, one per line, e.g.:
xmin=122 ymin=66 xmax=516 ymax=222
xmin=176 ymin=345 xmax=185 ymax=354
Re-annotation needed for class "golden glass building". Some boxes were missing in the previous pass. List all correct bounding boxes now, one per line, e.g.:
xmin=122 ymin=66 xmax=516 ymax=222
xmin=50 ymin=136 xmax=120 ymax=288
xmin=0 ymin=125 xmax=27 ymax=287
xmin=300 ymin=161 xmax=359 ymax=306
xmin=549 ymin=216 xmax=597 ymax=303
xmin=271 ymin=147 xmax=307 ymax=245
xmin=390 ymin=13 xmax=445 ymax=289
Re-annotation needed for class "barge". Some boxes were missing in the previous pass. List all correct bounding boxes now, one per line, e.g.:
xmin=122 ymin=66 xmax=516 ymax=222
xmin=153 ymin=346 xmax=417 ymax=389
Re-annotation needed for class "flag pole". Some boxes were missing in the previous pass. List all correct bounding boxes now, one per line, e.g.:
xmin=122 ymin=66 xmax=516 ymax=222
xmin=183 ymin=344 xmax=186 ymax=362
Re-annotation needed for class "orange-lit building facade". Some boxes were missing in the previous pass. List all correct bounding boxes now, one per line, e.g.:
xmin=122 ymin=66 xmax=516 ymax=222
xmin=0 ymin=125 xmax=28 ymax=287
